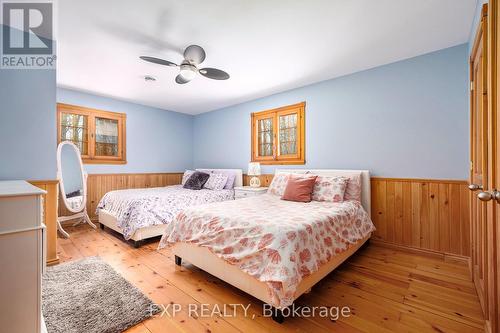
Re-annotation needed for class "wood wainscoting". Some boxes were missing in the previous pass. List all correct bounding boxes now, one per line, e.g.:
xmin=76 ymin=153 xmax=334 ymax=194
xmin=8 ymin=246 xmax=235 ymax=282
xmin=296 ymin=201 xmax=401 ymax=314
xmin=29 ymin=180 xmax=60 ymax=265
xmin=370 ymin=178 xmax=469 ymax=258
xmin=57 ymin=173 xmax=469 ymax=259
xmin=58 ymin=173 xmax=183 ymax=221
xmin=244 ymin=175 xmax=470 ymax=258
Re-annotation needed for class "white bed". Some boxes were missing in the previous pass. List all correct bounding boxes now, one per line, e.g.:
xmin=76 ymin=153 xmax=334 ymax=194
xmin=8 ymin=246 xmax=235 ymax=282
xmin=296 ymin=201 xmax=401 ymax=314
xmin=98 ymin=169 xmax=243 ymax=246
xmin=161 ymin=169 xmax=373 ymax=322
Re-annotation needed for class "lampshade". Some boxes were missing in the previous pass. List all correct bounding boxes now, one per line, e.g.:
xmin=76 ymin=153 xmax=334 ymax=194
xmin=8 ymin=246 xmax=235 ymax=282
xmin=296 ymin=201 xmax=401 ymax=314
xmin=248 ymin=162 xmax=261 ymax=176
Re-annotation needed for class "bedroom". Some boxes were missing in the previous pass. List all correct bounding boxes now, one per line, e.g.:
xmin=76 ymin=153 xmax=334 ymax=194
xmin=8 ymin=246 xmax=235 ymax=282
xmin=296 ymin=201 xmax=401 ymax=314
xmin=0 ymin=0 xmax=499 ymax=332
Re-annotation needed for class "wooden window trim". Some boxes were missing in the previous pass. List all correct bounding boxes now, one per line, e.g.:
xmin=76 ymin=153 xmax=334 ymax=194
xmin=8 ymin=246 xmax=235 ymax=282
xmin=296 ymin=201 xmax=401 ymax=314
xmin=251 ymin=102 xmax=305 ymax=165
xmin=57 ymin=103 xmax=127 ymax=164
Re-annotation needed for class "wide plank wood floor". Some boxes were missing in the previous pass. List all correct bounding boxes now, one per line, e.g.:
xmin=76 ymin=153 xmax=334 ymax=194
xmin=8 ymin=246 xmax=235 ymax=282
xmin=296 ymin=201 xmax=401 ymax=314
xmin=56 ymin=225 xmax=484 ymax=333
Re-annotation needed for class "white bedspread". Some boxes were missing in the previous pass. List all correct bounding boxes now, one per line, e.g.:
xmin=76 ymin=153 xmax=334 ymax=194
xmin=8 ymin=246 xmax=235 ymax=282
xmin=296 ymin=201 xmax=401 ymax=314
xmin=97 ymin=185 xmax=234 ymax=239
xmin=159 ymin=194 xmax=374 ymax=307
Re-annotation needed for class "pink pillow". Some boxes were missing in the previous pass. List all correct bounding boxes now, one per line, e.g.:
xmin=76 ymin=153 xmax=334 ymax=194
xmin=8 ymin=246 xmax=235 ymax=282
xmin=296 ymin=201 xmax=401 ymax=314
xmin=343 ymin=173 xmax=362 ymax=201
xmin=312 ymin=176 xmax=349 ymax=202
xmin=281 ymin=175 xmax=318 ymax=203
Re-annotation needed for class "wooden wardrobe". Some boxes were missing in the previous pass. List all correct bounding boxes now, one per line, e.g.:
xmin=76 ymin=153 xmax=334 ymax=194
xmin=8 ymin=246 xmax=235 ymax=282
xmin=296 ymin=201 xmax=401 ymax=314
xmin=469 ymin=2 xmax=500 ymax=333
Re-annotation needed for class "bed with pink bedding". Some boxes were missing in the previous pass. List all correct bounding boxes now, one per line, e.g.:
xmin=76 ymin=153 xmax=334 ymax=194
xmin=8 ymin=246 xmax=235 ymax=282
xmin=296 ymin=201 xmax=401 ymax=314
xmin=159 ymin=179 xmax=375 ymax=308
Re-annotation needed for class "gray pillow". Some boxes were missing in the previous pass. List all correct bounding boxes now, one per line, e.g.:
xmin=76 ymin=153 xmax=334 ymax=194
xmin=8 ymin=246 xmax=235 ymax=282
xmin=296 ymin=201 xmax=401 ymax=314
xmin=183 ymin=171 xmax=210 ymax=190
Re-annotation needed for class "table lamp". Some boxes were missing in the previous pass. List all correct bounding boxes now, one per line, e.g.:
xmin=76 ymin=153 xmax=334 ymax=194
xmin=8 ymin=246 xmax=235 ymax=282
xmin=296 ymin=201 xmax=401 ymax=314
xmin=248 ymin=162 xmax=261 ymax=187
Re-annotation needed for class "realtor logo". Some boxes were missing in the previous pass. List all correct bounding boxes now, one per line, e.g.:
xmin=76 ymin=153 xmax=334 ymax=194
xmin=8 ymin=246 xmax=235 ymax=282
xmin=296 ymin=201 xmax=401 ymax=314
xmin=1 ymin=1 xmax=55 ymax=69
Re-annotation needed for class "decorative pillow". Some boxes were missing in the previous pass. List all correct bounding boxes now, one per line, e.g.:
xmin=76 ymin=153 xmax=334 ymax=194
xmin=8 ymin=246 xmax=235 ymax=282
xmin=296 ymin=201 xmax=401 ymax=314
xmin=268 ymin=173 xmax=291 ymax=196
xmin=344 ymin=173 xmax=362 ymax=201
xmin=183 ymin=171 xmax=210 ymax=190
xmin=181 ymin=170 xmax=195 ymax=185
xmin=222 ymin=172 xmax=237 ymax=189
xmin=204 ymin=173 xmax=229 ymax=191
xmin=281 ymin=175 xmax=318 ymax=203
xmin=312 ymin=176 xmax=349 ymax=202
xmin=196 ymin=169 xmax=237 ymax=189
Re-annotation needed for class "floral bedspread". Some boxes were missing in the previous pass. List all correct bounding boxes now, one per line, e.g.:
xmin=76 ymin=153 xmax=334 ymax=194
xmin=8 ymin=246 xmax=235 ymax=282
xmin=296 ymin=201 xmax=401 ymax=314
xmin=159 ymin=194 xmax=375 ymax=308
xmin=97 ymin=185 xmax=234 ymax=239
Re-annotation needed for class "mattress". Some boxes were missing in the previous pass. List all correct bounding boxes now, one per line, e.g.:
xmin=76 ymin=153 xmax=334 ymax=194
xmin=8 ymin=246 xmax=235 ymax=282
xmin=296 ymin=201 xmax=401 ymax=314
xmin=96 ymin=185 xmax=234 ymax=239
xmin=159 ymin=193 xmax=375 ymax=307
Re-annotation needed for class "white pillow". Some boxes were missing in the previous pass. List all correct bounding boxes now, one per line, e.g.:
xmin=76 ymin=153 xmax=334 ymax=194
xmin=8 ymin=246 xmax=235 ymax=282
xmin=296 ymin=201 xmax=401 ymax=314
xmin=311 ymin=176 xmax=349 ymax=202
xmin=204 ymin=173 xmax=228 ymax=190
xmin=181 ymin=170 xmax=195 ymax=185
xmin=268 ymin=173 xmax=291 ymax=196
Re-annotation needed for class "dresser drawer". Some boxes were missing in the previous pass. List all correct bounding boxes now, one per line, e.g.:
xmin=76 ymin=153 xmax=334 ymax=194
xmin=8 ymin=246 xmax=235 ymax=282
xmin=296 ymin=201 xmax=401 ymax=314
xmin=235 ymin=191 xmax=253 ymax=199
xmin=0 ymin=195 xmax=42 ymax=232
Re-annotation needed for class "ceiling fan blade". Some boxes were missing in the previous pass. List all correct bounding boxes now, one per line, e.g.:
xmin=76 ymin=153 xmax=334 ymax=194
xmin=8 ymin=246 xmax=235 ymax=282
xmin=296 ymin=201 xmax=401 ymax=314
xmin=140 ymin=56 xmax=177 ymax=67
xmin=184 ymin=45 xmax=206 ymax=65
xmin=175 ymin=74 xmax=191 ymax=84
xmin=199 ymin=68 xmax=230 ymax=80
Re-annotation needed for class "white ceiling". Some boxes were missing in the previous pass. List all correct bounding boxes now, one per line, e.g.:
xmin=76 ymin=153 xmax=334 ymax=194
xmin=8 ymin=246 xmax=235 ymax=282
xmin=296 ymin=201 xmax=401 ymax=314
xmin=57 ymin=0 xmax=477 ymax=115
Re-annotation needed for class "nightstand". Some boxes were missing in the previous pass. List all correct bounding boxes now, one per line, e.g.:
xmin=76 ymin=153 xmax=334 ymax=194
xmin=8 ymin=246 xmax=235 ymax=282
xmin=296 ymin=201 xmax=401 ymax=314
xmin=234 ymin=186 xmax=268 ymax=199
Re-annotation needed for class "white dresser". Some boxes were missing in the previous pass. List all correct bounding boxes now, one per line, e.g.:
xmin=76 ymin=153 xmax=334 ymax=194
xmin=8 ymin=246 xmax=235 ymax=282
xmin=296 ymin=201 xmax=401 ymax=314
xmin=0 ymin=181 xmax=47 ymax=333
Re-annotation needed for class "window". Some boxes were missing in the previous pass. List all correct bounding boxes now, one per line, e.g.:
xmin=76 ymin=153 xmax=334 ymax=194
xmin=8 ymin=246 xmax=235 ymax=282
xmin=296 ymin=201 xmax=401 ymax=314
xmin=57 ymin=103 xmax=126 ymax=164
xmin=251 ymin=102 xmax=305 ymax=165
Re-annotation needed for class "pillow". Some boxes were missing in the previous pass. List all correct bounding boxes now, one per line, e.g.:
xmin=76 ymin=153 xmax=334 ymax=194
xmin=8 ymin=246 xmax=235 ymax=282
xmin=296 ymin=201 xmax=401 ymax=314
xmin=344 ymin=173 xmax=362 ymax=201
xmin=281 ymin=175 xmax=318 ymax=202
xmin=312 ymin=176 xmax=349 ymax=202
xmin=196 ymin=169 xmax=237 ymax=189
xmin=181 ymin=170 xmax=195 ymax=185
xmin=268 ymin=173 xmax=291 ymax=196
xmin=183 ymin=171 xmax=210 ymax=190
xmin=204 ymin=173 xmax=228 ymax=191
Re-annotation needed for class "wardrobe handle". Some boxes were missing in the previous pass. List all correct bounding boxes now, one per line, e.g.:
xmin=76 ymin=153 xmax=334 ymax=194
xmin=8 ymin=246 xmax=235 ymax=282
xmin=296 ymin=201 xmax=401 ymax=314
xmin=468 ymin=183 xmax=483 ymax=191
xmin=477 ymin=190 xmax=500 ymax=202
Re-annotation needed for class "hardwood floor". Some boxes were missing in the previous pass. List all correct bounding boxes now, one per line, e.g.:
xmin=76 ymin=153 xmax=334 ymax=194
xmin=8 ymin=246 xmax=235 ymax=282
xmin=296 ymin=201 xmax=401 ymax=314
xmin=56 ymin=225 xmax=484 ymax=333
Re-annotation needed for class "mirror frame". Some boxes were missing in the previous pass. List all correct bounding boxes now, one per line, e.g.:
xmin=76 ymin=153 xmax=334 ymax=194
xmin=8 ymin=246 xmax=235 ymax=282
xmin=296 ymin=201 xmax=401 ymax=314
xmin=57 ymin=141 xmax=88 ymax=214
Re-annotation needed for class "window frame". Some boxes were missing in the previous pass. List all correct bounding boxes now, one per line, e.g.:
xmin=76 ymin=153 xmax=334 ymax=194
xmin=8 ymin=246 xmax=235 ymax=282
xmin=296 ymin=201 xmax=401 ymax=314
xmin=251 ymin=102 xmax=305 ymax=165
xmin=57 ymin=103 xmax=127 ymax=164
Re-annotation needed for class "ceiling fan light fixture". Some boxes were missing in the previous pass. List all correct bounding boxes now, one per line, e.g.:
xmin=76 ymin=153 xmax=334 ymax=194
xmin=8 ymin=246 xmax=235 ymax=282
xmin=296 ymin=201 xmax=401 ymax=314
xmin=180 ymin=64 xmax=197 ymax=81
xmin=140 ymin=45 xmax=229 ymax=84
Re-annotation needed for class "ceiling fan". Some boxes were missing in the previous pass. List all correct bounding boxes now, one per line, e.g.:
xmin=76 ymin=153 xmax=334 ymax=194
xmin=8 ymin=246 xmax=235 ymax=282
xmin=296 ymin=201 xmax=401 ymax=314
xmin=140 ymin=45 xmax=230 ymax=84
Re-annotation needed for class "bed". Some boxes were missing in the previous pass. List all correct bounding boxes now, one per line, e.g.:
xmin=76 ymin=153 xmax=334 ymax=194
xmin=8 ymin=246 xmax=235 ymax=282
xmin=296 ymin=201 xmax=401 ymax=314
xmin=97 ymin=169 xmax=243 ymax=246
xmin=159 ymin=169 xmax=374 ymax=322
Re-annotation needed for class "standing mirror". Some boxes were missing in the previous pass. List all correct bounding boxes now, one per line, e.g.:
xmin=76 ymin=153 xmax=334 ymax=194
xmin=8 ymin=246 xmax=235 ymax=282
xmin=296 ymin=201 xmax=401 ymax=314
xmin=57 ymin=141 xmax=96 ymax=238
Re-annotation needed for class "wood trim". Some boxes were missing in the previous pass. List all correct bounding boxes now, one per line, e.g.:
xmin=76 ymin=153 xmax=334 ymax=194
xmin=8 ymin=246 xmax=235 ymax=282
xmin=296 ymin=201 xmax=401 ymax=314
xmin=244 ymin=174 xmax=470 ymax=257
xmin=57 ymin=103 xmax=127 ymax=164
xmin=251 ymin=102 xmax=306 ymax=165
xmin=486 ymin=1 xmax=500 ymax=331
xmin=371 ymin=239 xmax=470 ymax=266
xmin=28 ymin=180 xmax=59 ymax=266
xmin=370 ymin=177 xmax=469 ymax=184
xmin=58 ymin=172 xmax=183 ymax=221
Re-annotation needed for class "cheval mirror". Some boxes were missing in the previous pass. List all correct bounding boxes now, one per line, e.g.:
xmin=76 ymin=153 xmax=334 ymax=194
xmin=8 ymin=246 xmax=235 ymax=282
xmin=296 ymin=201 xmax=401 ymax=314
xmin=56 ymin=141 xmax=96 ymax=238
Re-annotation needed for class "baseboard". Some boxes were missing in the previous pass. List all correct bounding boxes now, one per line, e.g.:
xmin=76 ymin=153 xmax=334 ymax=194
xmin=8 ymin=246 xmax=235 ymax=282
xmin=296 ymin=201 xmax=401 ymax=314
xmin=371 ymin=239 xmax=471 ymax=266
xmin=46 ymin=258 xmax=60 ymax=266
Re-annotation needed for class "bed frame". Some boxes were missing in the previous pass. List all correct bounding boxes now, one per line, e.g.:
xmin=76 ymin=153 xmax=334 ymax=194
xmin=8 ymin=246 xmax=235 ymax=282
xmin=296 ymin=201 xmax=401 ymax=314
xmin=98 ymin=169 xmax=243 ymax=247
xmin=172 ymin=169 xmax=371 ymax=322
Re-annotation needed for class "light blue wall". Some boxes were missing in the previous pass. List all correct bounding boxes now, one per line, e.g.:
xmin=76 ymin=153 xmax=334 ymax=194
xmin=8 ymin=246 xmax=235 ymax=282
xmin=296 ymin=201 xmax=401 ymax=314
xmin=0 ymin=67 xmax=57 ymax=180
xmin=57 ymin=88 xmax=194 ymax=174
xmin=193 ymin=44 xmax=469 ymax=179
xmin=0 ymin=43 xmax=469 ymax=180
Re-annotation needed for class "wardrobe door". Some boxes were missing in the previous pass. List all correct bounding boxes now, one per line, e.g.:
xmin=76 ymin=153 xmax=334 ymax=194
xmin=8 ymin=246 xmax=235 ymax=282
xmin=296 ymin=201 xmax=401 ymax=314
xmin=470 ymin=4 xmax=489 ymax=317
xmin=470 ymin=3 xmax=500 ymax=332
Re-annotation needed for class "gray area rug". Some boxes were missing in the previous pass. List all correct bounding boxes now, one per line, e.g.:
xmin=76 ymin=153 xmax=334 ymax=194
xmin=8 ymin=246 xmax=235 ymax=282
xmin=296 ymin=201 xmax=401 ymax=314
xmin=42 ymin=257 xmax=159 ymax=333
